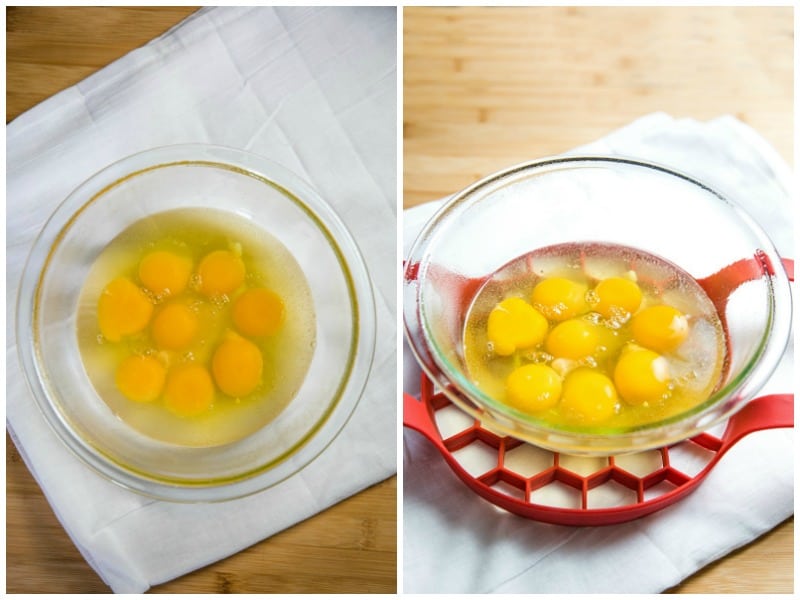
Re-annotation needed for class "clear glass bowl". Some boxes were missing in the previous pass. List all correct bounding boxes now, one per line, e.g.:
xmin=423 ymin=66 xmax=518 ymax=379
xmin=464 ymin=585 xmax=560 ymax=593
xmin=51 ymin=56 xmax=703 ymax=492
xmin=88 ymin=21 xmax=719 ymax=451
xmin=17 ymin=144 xmax=376 ymax=501
xmin=404 ymin=156 xmax=791 ymax=455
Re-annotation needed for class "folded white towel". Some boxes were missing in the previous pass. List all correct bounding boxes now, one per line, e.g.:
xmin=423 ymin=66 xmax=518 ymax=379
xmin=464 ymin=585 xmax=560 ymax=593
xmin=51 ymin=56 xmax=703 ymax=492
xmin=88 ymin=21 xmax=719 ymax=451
xmin=7 ymin=7 xmax=397 ymax=593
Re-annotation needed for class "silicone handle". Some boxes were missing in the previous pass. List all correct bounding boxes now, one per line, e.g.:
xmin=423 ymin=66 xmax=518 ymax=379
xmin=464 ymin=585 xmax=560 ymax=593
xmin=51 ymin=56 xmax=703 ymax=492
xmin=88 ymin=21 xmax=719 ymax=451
xmin=719 ymin=393 xmax=794 ymax=453
xmin=403 ymin=390 xmax=450 ymax=459
xmin=698 ymin=253 xmax=794 ymax=315
xmin=782 ymin=257 xmax=794 ymax=280
xmin=403 ymin=392 xmax=444 ymax=450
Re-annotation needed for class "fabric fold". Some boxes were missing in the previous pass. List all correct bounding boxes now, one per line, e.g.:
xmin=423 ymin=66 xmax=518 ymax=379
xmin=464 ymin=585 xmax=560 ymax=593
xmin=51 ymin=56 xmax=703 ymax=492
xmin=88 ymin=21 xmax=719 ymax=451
xmin=7 ymin=7 xmax=396 ymax=593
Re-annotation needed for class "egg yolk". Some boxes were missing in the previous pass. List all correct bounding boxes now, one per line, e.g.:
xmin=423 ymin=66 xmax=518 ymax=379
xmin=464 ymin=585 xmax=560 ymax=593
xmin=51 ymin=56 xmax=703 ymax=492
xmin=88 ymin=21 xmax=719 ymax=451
xmin=487 ymin=297 xmax=548 ymax=356
xmin=163 ymin=364 xmax=215 ymax=417
xmin=138 ymin=250 xmax=192 ymax=297
xmin=530 ymin=277 xmax=588 ymax=321
xmin=197 ymin=250 xmax=246 ymax=297
xmin=505 ymin=364 xmax=562 ymax=413
xmin=232 ymin=287 xmax=284 ymax=337
xmin=614 ymin=347 xmax=671 ymax=405
xmin=151 ymin=302 xmax=199 ymax=350
xmin=631 ymin=305 xmax=689 ymax=353
xmin=98 ymin=277 xmax=154 ymax=342
xmin=545 ymin=318 xmax=599 ymax=360
xmin=561 ymin=368 xmax=618 ymax=424
xmin=212 ymin=335 xmax=263 ymax=397
xmin=591 ymin=277 xmax=642 ymax=319
xmin=115 ymin=355 xmax=166 ymax=402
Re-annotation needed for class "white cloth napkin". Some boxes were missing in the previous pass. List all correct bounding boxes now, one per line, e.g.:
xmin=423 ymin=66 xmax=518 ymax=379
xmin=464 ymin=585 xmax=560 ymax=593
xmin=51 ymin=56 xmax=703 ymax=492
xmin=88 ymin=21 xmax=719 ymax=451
xmin=403 ymin=113 xmax=794 ymax=593
xmin=7 ymin=7 xmax=396 ymax=593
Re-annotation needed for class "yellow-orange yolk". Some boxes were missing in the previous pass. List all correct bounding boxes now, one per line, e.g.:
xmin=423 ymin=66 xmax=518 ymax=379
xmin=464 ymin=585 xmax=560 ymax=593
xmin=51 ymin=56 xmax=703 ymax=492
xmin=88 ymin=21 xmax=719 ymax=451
xmin=561 ymin=368 xmax=618 ymax=424
xmin=530 ymin=277 xmax=588 ymax=321
xmin=212 ymin=335 xmax=263 ymax=397
xmin=98 ymin=277 xmax=154 ymax=342
xmin=115 ymin=355 xmax=166 ymax=402
xmin=631 ymin=305 xmax=689 ymax=353
xmin=591 ymin=277 xmax=642 ymax=319
xmin=163 ymin=364 xmax=215 ymax=416
xmin=487 ymin=297 xmax=548 ymax=356
xmin=151 ymin=302 xmax=199 ymax=350
xmin=614 ymin=347 xmax=671 ymax=405
xmin=197 ymin=250 xmax=246 ymax=297
xmin=232 ymin=287 xmax=284 ymax=337
xmin=505 ymin=364 xmax=562 ymax=413
xmin=545 ymin=318 xmax=599 ymax=360
xmin=138 ymin=250 xmax=192 ymax=297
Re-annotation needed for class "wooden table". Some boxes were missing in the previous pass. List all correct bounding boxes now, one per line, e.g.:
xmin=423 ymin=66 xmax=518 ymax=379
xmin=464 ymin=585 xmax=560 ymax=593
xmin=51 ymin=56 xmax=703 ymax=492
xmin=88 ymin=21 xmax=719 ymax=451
xmin=404 ymin=6 xmax=792 ymax=206
xmin=6 ymin=7 xmax=396 ymax=594
xmin=404 ymin=6 xmax=792 ymax=594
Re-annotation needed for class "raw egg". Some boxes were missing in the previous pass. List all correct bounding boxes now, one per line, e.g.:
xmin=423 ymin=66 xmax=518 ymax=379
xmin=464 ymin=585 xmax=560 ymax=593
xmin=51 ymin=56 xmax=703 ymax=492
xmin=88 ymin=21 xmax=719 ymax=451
xmin=591 ymin=276 xmax=642 ymax=319
xmin=561 ymin=368 xmax=618 ymax=424
xmin=212 ymin=334 xmax=263 ymax=398
xmin=631 ymin=305 xmax=689 ymax=352
xmin=197 ymin=249 xmax=246 ymax=297
xmin=97 ymin=277 xmax=153 ymax=342
xmin=232 ymin=287 xmax=284 ymax=337
xmin=487 ymin=297 xmax=548 ymax=356
xmin=505 ymin=364 xmax=562 ymax=413
xmin=115 ymin=354 xmax=166 ymax=403
xmin=545 ymin=318 xmax=599 ymax=360
xmin=138 ymin=250 xmax=192 ymax=297
xmin=614 ymin=347 xmax=671 ymax=405
xmin=163 ymin=363 xmax=215 ymax=417
xmin=79 ymin=208 xmax=317 ymax=447
xmin=151 ymin=302 xmax=199 ymax=350
xmin=462 ymin=243 xmax=725 ymax=431
xmin=530 ymin=277 xmax=588 ymax=321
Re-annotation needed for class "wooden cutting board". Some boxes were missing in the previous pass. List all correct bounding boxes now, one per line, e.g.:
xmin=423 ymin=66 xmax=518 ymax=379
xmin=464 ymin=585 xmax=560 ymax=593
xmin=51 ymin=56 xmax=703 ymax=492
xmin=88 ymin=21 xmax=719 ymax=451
xmin=6 ymin=6 xmax=396 ymax=594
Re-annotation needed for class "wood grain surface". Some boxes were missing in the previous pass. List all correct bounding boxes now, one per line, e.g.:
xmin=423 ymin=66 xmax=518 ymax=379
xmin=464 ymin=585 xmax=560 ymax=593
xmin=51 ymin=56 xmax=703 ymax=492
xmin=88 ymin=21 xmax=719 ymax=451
xmin=404 ymin=6 xmax=793 ymax=594
xmin=404 ymin=6 xmax=792 ymax=206
xmin=6 ymin=6 xmax=396 ymax=594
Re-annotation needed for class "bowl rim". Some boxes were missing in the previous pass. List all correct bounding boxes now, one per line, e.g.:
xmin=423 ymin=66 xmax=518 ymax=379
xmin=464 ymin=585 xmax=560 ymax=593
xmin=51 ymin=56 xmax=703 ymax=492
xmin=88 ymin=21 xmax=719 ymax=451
xmin=16 ymin=143 xmax=377 ymax=501
xmin=404 ymin=154 xmax=792 ymax=453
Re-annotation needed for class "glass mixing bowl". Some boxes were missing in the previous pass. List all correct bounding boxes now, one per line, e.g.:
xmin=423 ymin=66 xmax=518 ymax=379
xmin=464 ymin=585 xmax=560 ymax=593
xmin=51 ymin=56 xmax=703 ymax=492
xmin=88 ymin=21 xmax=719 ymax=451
xmin=404 ymin=156 xmax=791 ymax=455
xmin=17 ymin=144 xmax=376 ymax=501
